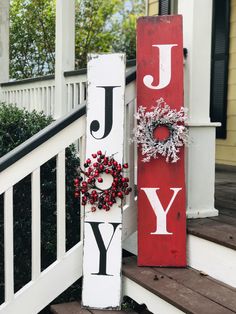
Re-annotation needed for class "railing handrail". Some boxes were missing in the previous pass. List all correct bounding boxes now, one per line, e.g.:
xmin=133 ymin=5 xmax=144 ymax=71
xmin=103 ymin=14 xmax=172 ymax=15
xmin=0 ymin=68 xmax=136 ymax=173
xmin=0 ymin=59 xmax=136 ymax=87
xmin=0 ymin=104 xmax=86 ymax=172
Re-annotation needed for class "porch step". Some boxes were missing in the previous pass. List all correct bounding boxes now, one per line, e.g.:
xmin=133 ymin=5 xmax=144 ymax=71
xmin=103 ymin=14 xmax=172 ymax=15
xmin=122 ymin=256 xmax=236 ymax=314
xmin=187 ymin=208 xmax=236 ymax=288
xmin=50 ymin=301 xmax=138 ymax=314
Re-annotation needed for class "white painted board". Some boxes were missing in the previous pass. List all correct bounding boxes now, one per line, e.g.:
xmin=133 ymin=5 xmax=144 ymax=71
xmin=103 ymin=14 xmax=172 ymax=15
xmin=82 ymin=53 xmax=125 ymax=309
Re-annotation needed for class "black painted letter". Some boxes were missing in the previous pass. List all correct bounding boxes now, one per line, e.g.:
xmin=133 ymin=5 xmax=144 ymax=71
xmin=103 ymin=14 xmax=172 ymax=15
xmin=86 ymin=221 xmax=120 ymax=276
xmin=90 ymin=86 xmax=120 ymax=139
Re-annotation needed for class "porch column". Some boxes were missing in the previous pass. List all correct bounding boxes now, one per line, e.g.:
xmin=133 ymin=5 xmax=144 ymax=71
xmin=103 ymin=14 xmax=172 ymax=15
xmin=0 ymin=0 xmax=10 ymax=83
xmin=54 ymin=0 xmax=75 ymax=118
xmin=178 ymin=0 xmax=219 ymax=218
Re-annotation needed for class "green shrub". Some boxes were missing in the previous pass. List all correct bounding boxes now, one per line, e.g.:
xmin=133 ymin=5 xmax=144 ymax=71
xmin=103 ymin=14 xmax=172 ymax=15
xmin=0 ymin=103 xmax=54 ymax=157
xmin=0 ymin=103 xmax=81 ymax=307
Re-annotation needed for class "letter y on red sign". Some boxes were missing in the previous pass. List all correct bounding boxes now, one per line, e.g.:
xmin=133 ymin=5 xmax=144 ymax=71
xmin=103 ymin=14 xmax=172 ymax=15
xmin=141 ymin=188 xmax=182 ymax=235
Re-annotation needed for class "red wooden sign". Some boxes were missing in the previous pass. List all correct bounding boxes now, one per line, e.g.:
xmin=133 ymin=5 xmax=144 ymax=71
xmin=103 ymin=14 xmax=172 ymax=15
xmin=137 ymin=16 xmax=186 ymax=266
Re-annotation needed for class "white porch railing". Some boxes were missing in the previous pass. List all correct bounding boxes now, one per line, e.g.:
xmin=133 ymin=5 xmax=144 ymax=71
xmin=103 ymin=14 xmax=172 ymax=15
xmin=0 ymin=77 xmax=137 ymax=314
xmin=0 ymin=70 xmax=87 ymax=118
xmin=0 ymin=61 xmax=136 ymax=119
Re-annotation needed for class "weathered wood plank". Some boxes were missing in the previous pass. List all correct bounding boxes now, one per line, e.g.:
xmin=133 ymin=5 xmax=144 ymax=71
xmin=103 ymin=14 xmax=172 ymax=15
xmin=50 ymin=301 xmax=136 ymax=314
xmin=215 ymin=199 xmax=236 ymax=211
xmin=51 ymin=302 xmax=90 ymax=314
xmin=122 ymin=257 xmax=235 ymax=314
xmin=209 ymin=212 xmax=236 ymax=227
xmin=155 ymin=267 xmax=236 ymax=312
xmin=82 ymin=53 xmax=125 ymax=309
xmin=137 ymin=15 xmax=186 ymax=267
xmin=218 ymin=208 xmax=236 ymax=218
xmin=187 ymin=218 xmax=236 ymax=250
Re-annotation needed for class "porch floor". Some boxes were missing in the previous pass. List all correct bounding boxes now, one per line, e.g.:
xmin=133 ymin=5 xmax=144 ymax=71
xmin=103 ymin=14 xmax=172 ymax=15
xmin=187 ymin=167 xmax=236 ymax=250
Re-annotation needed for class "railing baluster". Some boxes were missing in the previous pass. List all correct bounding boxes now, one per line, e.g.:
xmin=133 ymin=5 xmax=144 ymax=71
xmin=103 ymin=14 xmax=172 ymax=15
xmin=57 ymin=150 xmax=66 ymax=259
xmin=31 ymin=168 xmax=41 ymax=280
xmin=71 ymin=84 xmax=74 ymax=110
xmin=67 ymin=84 xmax=71 ymax=113
xmin=52 ymin=86 xmax=55 ymax=116
xmin=73 ymin=83 xmax=77 ymax=108
xmin=4 ymin=187 xmax=14 ymax=302
xmin=76 ymin=83 xmax=80 ymax=106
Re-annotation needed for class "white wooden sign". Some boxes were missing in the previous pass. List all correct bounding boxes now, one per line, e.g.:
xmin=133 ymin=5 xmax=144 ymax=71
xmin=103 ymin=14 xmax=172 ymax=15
xmin=82 ymin=53 xmax=125 ymax=309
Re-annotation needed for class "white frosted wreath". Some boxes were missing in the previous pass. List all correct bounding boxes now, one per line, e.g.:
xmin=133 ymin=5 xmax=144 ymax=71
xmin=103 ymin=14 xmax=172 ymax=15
xmin=133 ymin=98 xmax=189 ymax=163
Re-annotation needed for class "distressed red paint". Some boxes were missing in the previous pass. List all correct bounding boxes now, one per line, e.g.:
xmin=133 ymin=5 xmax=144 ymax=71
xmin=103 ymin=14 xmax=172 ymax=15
xmin=137 ymin=15 xmax=186 ymax=266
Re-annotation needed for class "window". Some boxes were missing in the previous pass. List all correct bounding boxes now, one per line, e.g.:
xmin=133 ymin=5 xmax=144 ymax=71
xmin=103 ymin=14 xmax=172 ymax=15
xmin=210 ymin=0 xmax=230 ymax=138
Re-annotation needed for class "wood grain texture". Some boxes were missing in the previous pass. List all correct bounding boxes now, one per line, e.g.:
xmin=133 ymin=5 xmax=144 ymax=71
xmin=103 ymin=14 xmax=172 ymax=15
xmin=82 ymin=54 xmax=125 ymax=309
xmin=51 ymin=301 xmax=136 ymax=314
xmin=187 ymin=218 xmax=236 ymax=250
xmin=123 ymin=256 xmax=236 ymax=314
xmin=137 ymin=15 xmax=186 ymax=266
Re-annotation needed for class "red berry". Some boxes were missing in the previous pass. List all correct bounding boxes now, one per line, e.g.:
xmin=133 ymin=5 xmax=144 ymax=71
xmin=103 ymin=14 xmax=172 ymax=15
xmin=105 ymin=206 xmax=110 ymax=211
xmin=82 ymin=181 xmax=87 ymax=187
xmin=97 ymin=150 xmax=102 ymax=155
xmin=117 ymin=192 xmax=123 ymax=198
xmin=98 ymin=177 xmax=103 ymax=183
xmin=74 ymin=192 xmax=79 ymax=198
xmin=99 ymin=165 xmax=104 ymax=170
xmin=86 ymin=158 xmax=91 ymax=164
xmin=92 ymin=153 xmax=97 ymax=158
xmin=105 ymin=169 xmax=109 ymax=174
xmin=123 ymin=163 xmax=128 ymax=169
xmin=74 ymin=178 xmax=79 ymax=185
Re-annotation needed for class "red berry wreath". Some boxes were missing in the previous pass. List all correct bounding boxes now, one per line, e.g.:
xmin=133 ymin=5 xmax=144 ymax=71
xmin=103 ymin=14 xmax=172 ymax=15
xmin=74 ymin=151 xmax=132 ymax=212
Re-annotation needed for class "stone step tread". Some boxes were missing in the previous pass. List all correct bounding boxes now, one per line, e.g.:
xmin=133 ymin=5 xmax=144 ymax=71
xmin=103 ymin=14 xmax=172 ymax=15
xmin=50 ymin=301 xmax=137 ymax=314
xmin=122 ymin=256 xmax=236 ymax=314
